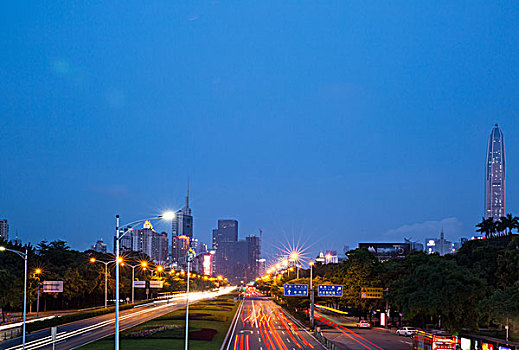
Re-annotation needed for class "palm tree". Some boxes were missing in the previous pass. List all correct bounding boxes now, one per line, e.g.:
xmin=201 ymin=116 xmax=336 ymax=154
xmin=510 ymin=214 xmax=519 ymax=235
xmin=499 ymin=214 xmax=513 ymax=236
xmin=495 ymin=219 xmax=506 ymax=236
xmin=476 ymin=217 xmax=496 ymax=238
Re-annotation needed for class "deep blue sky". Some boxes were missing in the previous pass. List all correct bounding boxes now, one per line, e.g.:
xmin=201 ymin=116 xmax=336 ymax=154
xmin=1 ymin=2 xmax=518 ymax=261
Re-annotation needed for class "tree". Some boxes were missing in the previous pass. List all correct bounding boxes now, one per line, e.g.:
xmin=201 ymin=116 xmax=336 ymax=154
xmin=326 ymin=248 xmax=384 ymax=318
xmin=500 ymin=214 xmax=519 ymax=236
xmin=387 ymin=252 xmax=484 ymax=332
xmin=476 ymin=217 xmax=497 ymax=238
xmin=479 ymin=282 xmax=519 ymax=339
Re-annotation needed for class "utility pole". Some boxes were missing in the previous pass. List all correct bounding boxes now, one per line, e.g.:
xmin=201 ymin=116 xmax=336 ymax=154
xmin=309 ymin=261 xmax=314 ymax=329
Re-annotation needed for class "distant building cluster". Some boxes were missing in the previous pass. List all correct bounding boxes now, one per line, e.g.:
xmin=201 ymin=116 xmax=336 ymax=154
xmin=212 ymin=219 xmax=262 ymax=283
xmin=117 ymin=220 xmax=168 ymax=263
xmin=424 ymin=231 xmax=468 ymax=255
xmin=87 ymin=186 xmax=263 ymax=282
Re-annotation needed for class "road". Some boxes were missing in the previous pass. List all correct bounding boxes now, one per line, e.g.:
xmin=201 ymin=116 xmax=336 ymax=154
xmin=1 ymin=287 xmax=236 ymax=350
xmin=313 ymin=310 xmax=413 ymax=350
xmin=226 ymin=296 xmax=325 ymax=350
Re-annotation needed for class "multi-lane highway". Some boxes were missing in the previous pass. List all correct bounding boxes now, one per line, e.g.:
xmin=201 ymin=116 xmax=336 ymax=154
xmin=313 ymin=310 xmax=412 ymax=350
xmin=225 ymin=296 xmax=325 ymax=350
xmin=1 ymin=287 xmax=235 ymax=350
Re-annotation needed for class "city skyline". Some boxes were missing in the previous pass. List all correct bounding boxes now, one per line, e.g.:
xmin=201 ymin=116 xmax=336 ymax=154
xmin=0 ymin=120 xmax=514 ymax=259
xmin=1 ymin=2 xmax=519 ymax=258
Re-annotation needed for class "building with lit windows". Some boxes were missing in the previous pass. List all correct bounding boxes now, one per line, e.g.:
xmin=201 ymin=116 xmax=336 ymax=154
xmin=172 ymin=186 xmax=193 ymax=239
xmin=116 ymin=221 xmax=168 ymax=263
xmin=485 ymin=124 xmax=506 ymax=219
xmin=171 ymin=234 xmax=190 ymax=268
xmin=91 ymin=239 xmax=107 ymax=253
xmin=0 ymin=220 xmax=8 ymax=241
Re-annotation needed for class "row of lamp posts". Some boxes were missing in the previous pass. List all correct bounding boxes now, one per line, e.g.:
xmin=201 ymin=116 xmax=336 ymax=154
xmin=0 ymin=210 xmax=202 ymax=350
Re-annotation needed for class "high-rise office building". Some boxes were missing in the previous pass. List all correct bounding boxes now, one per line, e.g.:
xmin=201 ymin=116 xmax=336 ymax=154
xmin=172 ymin=186 xmax=193 ymax=239
xmin=485 ymin=124 xmax=506 ymax=220
xmin=0 ymin=220 xmax=8 ymax=241
xmin=171 ymin=235 xmax=190 ymax=267
xmin=212 ymin=219 xmax=238 ymax=249
xmin=211 ymin=219 xmax=262 ymax=282
xmin=91 ymin=239 xmax=107 ymax=253
xmin=246 ymin=235 xmax=261 ymax=277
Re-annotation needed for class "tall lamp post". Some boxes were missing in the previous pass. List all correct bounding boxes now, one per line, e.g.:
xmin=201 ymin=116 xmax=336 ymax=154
xmin=0 ymin=246 xmax=28 ymax=349
xmin=185 ymin=249 xmax=195 ymax=350
xmin=290 ymin=252 xmax=299 ymax=279
xmin=309 ymin=261 xmax=315 ymax=329
xmin=34 ymin=268 xmax=42 ymax=318
xmin=114 ymin=212 xmax=175 ymax=350
xmin=125 ymin=261 xmax=147 ymax=304
xmin=89 ymin=257 xmax=120 ymax=308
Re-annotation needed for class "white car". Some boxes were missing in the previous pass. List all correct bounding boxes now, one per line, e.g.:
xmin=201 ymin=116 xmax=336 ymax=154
xmin=356 ymin=320 xmax=371 ymax=328
xmin=396 ymin=327 xmax=418 ymax=336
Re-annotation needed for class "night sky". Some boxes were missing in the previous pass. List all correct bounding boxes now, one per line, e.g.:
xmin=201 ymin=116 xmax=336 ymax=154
xmin=1 ymin=2 xmax=518 ymax=261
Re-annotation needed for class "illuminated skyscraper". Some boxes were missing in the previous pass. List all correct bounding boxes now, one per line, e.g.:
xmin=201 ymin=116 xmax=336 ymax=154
xmin=0 ymin=220 xmax=8 ymax=241
xmin=172 ymin=185 xmax=193 ymax=238
xmin=485 ymin=124 xmax=506 ymax=219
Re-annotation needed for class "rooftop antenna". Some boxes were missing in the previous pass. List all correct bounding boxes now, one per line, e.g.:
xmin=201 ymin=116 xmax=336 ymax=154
xmin=185 ymin=177 xmax=190 ymax=210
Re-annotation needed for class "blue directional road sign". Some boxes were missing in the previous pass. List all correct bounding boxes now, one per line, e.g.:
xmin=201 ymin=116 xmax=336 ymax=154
xmin=318 ymin=284 xmax=343 ymax=297
xmin=284 ymin=284 xmax=308 ymax=297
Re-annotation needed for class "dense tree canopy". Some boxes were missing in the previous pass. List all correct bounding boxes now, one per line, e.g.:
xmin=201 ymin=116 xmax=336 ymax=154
xmin=0 ymin=238 xmax=221 ymax=314
xmin=260 ymin=236 xmax=519 ymax=338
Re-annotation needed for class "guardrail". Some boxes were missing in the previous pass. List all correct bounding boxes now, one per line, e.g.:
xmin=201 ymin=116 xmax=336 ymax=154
xmin=0 ymin=325 xmax=22 ymax=342
xmin=314 ymin=330 xmax=340 ymax=350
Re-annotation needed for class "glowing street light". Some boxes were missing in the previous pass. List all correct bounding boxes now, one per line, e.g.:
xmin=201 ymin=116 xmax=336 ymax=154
xmin=124 ymin=261 xmax=149 ymax=304
xmin=89 ymin=257 xmax=119 ymax=309
xmin=34 ymin=268 xmax=42 ymax=318
xmin=114 ymin=212 xmax=175 ymax=350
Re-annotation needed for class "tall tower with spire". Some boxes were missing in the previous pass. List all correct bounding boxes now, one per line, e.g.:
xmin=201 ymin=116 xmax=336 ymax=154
xmin=172 ymin=182 xmax=193 ymax=238
xmin=485 ymin=124 xmax=506 ymax=219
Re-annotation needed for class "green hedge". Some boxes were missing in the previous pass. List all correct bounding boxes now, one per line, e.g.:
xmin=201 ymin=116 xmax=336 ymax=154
xmin=26 ymin=301 xmax=149 ymax=332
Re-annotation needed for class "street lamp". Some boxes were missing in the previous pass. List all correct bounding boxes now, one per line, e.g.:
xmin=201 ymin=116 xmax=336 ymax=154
xmin=125 ymin=261 xmax=148 ymax=304
xmin=0 ymin=246 xmax=28 ymax=349
xmin=309 ymin=261 xmax=315 ymax=329
xmin=89 ymin=257 xmax=120 ymax=309
xmin=34 ymin=268 xmax=42 ymax=318
xmin=114 ymin=212 xmax=174 ymax=350
xmin=289 ymin=252 xmax=300 ymax=278
xmin=185 ymin=249 xmax=195 ymax=350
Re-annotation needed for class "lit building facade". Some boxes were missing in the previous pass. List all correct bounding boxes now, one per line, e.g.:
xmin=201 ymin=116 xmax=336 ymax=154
xmin=0 ymin=220 xmax=8 ymax=241
xmin=172 ymin=187 xmax=193 ymax=239
xmin=171 ymin=234 xmax=190 ymax=267
xmin=212 ymin=219 xmax=238 ymax=249
xmin=116 ymin=221 xmax=168 ymax=263
xmin=485 ymin=124 xmax=506 ymax=219
xmin=91 ymin=239 xmax=107 ymax=253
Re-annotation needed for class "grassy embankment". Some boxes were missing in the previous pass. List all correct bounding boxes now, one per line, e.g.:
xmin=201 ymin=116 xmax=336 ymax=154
xmin=79 ymin=294 xmax=239 ymax=350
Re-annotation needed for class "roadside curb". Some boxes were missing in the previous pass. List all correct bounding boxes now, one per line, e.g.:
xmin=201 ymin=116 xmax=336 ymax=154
xmin=220 ymin=297 xmax=244 ymax=350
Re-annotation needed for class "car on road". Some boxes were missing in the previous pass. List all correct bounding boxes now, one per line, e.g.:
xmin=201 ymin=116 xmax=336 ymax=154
xmin=356 ymin=320 xmax=371 ymax=328
xmin=396 ymin=327 xmax=418 ymax=336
